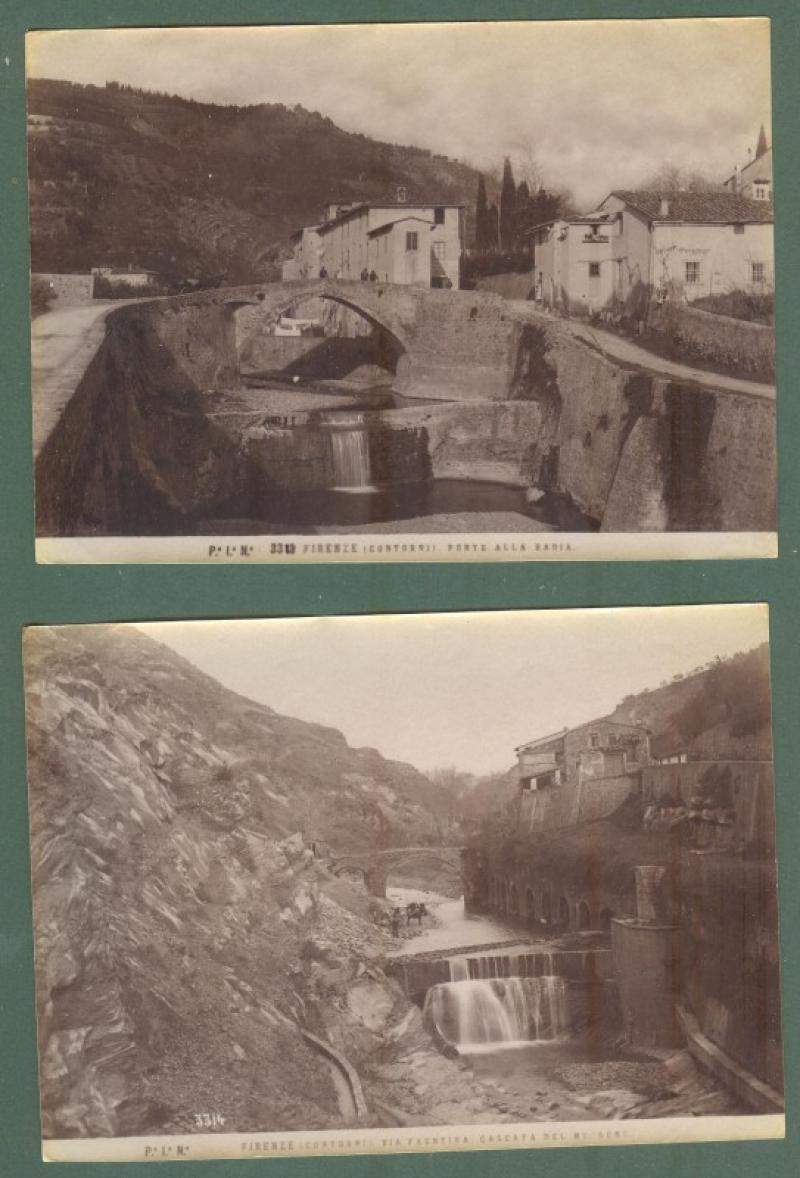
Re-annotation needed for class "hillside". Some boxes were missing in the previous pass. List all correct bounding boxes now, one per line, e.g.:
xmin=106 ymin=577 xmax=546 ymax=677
xmin=24 ymin=624 xmax=451 ymax=854
xmin=459 ymin=643 xmax=773 ymax=831
xmin=610 ymin=643 xmax=772 ymax=761
xmin=23 ymin=624 xmax=494 ymax=1140
xmin=27 ymin=78 xmax=481 ymax=282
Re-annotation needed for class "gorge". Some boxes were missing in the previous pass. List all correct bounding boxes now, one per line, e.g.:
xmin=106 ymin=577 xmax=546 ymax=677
xmin=23 ymin=623 xmax=781 ymax=1154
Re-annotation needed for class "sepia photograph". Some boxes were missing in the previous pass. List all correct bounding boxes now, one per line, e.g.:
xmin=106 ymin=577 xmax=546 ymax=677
xmin=26 ymin=18 xmax=777 ymax=564
xmin=23 ymin=607 xmax=783 ymax=1161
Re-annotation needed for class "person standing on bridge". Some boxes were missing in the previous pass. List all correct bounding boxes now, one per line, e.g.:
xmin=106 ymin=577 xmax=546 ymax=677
xmin=360 ymin=266 xmax=369 ymax=282
xmin=390 ymin=907 xmax=403 ymax=938
xmin=319 ymin=265 xmax=328 ymax=279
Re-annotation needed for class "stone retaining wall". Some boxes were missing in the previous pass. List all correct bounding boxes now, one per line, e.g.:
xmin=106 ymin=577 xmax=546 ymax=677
xmin=646 ymin=301 xmax=775 ymax=382
xmin=34 ymin=284 xmax=777 ymax=536
xmin=34 ymin=272 xmax=96 ymax=304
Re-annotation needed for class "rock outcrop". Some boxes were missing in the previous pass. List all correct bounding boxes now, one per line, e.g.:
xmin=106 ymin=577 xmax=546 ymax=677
xmin=23 ymin=624 xmax=456 ymax=1138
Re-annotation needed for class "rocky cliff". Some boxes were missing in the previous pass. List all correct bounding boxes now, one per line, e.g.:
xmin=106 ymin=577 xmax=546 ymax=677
xmin=23 ymin=625 xmax=473 ymax=1139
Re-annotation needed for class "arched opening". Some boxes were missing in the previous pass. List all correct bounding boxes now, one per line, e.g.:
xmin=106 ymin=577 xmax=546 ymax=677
xmin=507 ymin=881 xmax=519 ymax=918
xmin=540 ymin=891 xmax=552 ymax=926
xmin=558 ymin=895 xmax=571 ymax=931
xmin=598 ymin=907 xmax=614 ymax=932
xmin=235 ymin=292 xmax=405 ymax=392
xmin=525 ymin=887 xmax=536 ymax=925
xmin=577 ymin=900 xmax=592 ymax=931
xmin=383 ymin=852 xmax=462 ymax=902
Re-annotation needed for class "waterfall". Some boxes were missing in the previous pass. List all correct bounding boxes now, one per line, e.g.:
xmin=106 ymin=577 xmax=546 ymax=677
xmin=329 ymin=426 xmax=375 ymax=491
xmin=449 ymin=957 xmax=470 ymax=982
xmin=424 ymin=976 xmax=569 ymax=1051
xmin=454 ymin=949 xmax=558 ymax=981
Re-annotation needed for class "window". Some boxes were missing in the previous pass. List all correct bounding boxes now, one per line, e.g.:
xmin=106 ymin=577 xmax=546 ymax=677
xmin=753 ymin=183 xmax=769 ymax=201
xmin=433 ymin=207 xmax=445 ymax=225
xmin=589 ymin=732 xmax=600 ymax=749
xmin=589 ymin=262 xmax=601 ymax=278
xmin=685 ymin=261 xmax=701 ymax=285
xmin=432 ymin=241 xmax=446 ymax=261
xmin=733 ymin=224 xmax=745 ymax=235
xmin=608 ymin=734 xmax=618 ymax=746
xmin=406 ymin=232 xmax=418 ymax=252
xmin=752 ymin=262 xmax=766 ymax=284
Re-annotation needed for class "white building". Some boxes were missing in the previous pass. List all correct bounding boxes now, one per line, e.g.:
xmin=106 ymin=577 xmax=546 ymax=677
xmin=281 ymin=225 xmax=323 ymax=282
xmin=723 ymin=126 xmax=773 ymax=203
xmin=526 ymin=190 xmax=774 ymax=314
xmin=284 ymin=196 xmax=465 ymax=288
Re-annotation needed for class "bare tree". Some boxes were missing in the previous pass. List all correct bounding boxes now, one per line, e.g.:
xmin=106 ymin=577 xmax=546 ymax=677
xmin=640 ymin=162 xmax=720 ymax=193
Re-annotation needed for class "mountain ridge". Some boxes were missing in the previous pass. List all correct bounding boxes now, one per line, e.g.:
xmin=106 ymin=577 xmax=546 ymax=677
xmin=27 ymin=77 xmax=481 ymax=281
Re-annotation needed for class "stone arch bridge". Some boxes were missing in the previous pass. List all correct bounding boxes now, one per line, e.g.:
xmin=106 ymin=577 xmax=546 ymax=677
xmin=329 ymin=844 xmax=464 ymax=899
xmin=34 ymin=277 xmax=776 ymax=537
xmin=222 ymin=278 xmax=520 ymax=401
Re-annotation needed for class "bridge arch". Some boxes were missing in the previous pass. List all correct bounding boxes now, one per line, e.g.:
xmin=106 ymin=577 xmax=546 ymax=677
xmin=576 ymin=899 xmax=592 ymax=931
xmin=239 ymin=280 xmax=413 ymax=361
xmin=329 ymin=844 xmax=463 ymax=899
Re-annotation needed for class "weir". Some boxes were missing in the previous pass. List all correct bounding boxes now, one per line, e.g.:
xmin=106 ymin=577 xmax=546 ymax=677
xmin=424 ymin=976 xmax=570 ymax=1050
xmin=33 ymin=283 xmax=777 ymax=537
xmin=328 ymin=419 xmax=375 ymax=491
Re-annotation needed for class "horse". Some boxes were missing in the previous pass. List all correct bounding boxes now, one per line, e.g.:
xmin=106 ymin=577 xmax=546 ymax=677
xmin=405 ymin=901 xmax=428 ymax=927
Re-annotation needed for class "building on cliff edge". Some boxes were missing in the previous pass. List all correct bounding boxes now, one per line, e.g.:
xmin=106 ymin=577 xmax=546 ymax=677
xmin=514 ymin=716 xmax=650 ymax=833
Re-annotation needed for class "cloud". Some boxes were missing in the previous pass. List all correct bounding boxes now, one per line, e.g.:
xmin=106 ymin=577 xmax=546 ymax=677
xmin=27 ymin=18 xmax=771 ymax=208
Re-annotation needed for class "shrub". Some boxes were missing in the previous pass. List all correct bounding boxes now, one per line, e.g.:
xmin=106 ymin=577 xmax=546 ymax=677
xmin=692 ymin=289 xmax=775 ymax=325
xmin=30 ymin=275 xmax=57 ymax=316
xmin=461 ymin=250 xmax=533 ymax=289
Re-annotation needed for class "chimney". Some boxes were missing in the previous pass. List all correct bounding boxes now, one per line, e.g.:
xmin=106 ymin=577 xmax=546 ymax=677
xmin=659 ymin=196 xmax=670 ymax=218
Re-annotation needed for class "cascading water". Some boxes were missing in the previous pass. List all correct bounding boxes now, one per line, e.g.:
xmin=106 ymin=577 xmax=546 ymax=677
xmin=328 ymin=420 xmax=376 ymax=492
xmin=448 ymin=950 xmax=559 ymax=981
xmin=424 ymin=976 xmax=569 ymax=1051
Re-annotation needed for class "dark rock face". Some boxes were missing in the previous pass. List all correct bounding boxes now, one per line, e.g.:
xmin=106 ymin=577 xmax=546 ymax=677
xmin=23 ymin=625 xmax=452 ymax=1139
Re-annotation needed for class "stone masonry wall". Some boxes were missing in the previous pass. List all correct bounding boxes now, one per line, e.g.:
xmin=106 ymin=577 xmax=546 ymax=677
xmin=34 ymin=272 xmax=96 ymax=304
xmin=646 ymin=301 xmax=775 ymax=382
xmin=35 ymin=285 xmax=777 ymax=535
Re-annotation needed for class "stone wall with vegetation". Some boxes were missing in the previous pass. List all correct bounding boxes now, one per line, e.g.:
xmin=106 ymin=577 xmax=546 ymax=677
xmin=646 ymin=301 xmax=775 ymax=382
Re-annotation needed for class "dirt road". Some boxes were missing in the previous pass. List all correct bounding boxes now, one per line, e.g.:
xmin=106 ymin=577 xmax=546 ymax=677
xmin=30 ymin=301 xmax=124 ymax=457
xmin=507 ymin=301 xmax=776 ymax=402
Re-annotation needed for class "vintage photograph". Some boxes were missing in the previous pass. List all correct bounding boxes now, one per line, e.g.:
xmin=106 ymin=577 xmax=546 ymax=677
xmin=23 ymin=607 xmax=783 ymax=1161
xmin=27 ymin=19 xmax=776 ymax=563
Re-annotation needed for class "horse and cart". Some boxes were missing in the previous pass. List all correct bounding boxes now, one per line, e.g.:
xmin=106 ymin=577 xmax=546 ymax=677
xmin=389 ymin=900 xmax=429 ymax=936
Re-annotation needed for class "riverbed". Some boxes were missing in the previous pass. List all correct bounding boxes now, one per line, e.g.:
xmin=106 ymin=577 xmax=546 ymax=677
xmin=384 ymin=890 xmax=742 ymax=1123
xmin=199 ymin=377 xmax=596 ymax=534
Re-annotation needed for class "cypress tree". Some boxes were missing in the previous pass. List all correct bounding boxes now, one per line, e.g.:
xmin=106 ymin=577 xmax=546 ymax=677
xmin=499 ymin=157 xmax=517 ymax=252
xmin=487 ymin=202 xmax=500 ymax=250
xmin=515 ymin=179 xmax=531 ymax=246
xmin=475 ymin=173 xmax=490 ymax=251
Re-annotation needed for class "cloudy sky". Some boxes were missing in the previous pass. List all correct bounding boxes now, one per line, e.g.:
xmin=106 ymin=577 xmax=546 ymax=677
xmin=137 ymin=605 xmax=769 ymax=776
xmin=27 ymin=18 xmax=771 ymax=207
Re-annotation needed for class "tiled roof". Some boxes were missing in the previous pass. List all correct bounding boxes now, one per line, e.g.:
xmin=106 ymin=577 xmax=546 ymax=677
xmin=611 ymin=190 xmax=773 ymax=224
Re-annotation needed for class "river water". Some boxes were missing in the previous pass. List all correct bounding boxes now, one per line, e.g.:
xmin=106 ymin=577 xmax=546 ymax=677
xmin=208 ymin=378 xmax=598 ymax=533
xmin=384 ymin=889 xmax=723 ymax=1121
xmin=387 ymin=889 xmax=526 ymax=956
